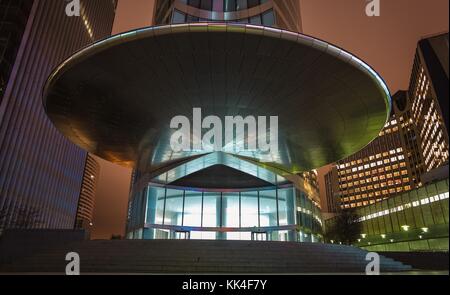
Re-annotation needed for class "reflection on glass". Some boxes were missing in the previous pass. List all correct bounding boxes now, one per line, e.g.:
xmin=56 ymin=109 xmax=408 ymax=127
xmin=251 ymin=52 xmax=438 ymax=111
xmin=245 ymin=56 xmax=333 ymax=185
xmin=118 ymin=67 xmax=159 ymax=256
xmin=155 ymin=187 xmax=165 ymax=224
xmin=227 ymin=232 xmax=251 ymax=240
xmin=241 ymin=191 xmax=259 ymax=227
xmin=259 ymin=190 xmax=278 ymax=227
xmin=183 ymin=191 xmax=202 ymax=226
xmin=146 ymin=187 xmax=164 ymax=224
xmin=191 ymin=231 xmax=217 ymax=240
xmin=222 ymin=193 xmax=240 ymax=227
xmin=165 ymin=189 xmax=184 ymax=226
xmin=203 ymin=192 xmax=220 ymax=227
xmin=278 ymin=188 xmax=295 ymax=226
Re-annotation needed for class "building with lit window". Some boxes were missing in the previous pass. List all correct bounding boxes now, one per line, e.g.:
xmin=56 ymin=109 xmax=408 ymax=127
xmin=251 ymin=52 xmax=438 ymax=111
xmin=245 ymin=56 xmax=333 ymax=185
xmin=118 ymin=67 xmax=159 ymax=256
xmin=75 ymin=154 xmax=100 ymax=230
xmin=408 ymin=33 xmax=449 ymax=172
xmin=334 ymin=110 xmax=415 ymax=209
xmin=355 ymin=178 xmax=449 ymax=252
xmin=0 ymin=0 xmax=116 ymax=232
xmin=43 ymin=1 xmax=391 ymax=242
xmin=326 ymin=33 xmax=449 ymax=210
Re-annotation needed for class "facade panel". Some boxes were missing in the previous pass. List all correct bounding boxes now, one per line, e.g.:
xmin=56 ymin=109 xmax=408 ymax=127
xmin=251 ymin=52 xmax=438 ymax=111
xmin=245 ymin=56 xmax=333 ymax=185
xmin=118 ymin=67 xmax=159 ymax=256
xmin=155 ymin=0 xmax=302 ymax=32
xmin=75 ymin=154 xmax=100 ymax=229
xmin=0 ymin=0 xmax=115 ymax=232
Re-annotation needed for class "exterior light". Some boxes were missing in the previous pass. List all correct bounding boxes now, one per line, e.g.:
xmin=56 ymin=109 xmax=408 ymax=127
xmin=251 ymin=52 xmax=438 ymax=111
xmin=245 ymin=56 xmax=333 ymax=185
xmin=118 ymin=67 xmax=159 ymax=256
xmin=419 ymin=235 xmax=423 ymax=239
xmin=330 ymin=240 xmax=334 ymax=244
xmin=421 ymin=227 xmax=429 ymax=233
xmin=90 ymin=175 xmax=95 ymax=179
xmin=381 ymin=234 xmax=386 ymax=239
xmin=357 ymin=239 xmax=361 ymax=242
xmin=401 ymin=225 xmax=410 ymax=231
xmin=368 ymin=242 xmax=371 ymax=245
xmin=361 ymin=234 xmax=367 ymax=238
xmin=89 ymin=222 xmax=93 ymax=226
xmin=390 ymin=239 xmax=394 ymax=243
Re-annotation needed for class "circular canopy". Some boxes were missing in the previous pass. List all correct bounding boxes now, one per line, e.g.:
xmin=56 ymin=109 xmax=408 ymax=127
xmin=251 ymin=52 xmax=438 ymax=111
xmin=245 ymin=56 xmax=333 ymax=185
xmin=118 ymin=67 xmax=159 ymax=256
xmin=44 ymin=23 xmax=391 ymax=173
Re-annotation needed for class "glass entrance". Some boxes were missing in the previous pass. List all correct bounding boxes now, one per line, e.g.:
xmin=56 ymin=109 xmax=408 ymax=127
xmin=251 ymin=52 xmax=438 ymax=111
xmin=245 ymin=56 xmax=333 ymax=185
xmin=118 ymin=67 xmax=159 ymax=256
xmin=175 ymin=231 xmax=190 ymax=239
xmin=252 ymin=232 xmax=268 ymax=241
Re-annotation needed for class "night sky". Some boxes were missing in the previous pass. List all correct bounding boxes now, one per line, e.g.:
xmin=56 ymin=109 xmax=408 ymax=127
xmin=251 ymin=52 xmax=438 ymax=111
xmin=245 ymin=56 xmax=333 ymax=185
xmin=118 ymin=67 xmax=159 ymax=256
xmin=91 ymin=0 xmax=449 ymax=239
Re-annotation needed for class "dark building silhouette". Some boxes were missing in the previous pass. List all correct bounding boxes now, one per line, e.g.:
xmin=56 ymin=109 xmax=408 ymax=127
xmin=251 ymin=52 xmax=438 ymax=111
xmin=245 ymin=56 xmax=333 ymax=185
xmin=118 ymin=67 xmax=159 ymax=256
xmin=0 ymin=0 xmax=34 ymax=99
xmin=0 ymin=0 xmax=116 ymax=231
xmin=75 ymin=154 xmax=100 ymax=230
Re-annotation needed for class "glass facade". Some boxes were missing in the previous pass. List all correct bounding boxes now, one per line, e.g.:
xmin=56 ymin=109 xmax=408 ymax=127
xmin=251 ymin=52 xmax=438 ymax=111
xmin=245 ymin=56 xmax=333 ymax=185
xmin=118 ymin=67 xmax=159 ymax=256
xmin=350 ymin=179 xmax=449 ymax=251
xmin=171 ymin=8 xmax=275 ymax=26
xmin=128 ymin=183 xmax=304 ymax=241
xmin=155 ymin=0 xmax=283 ymax=28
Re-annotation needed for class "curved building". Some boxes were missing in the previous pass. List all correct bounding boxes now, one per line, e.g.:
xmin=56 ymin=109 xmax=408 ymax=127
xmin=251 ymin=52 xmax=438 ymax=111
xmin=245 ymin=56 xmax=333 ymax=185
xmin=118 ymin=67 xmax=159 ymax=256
xmin=43 ymin=1 xmax=391 ymax=242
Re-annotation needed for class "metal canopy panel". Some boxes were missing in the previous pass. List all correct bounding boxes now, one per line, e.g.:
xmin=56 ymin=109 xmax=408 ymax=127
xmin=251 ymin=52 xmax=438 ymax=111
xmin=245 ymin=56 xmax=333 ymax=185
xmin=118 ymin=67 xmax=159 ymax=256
xmin=43 ymin=23 xmax=391 ymax=173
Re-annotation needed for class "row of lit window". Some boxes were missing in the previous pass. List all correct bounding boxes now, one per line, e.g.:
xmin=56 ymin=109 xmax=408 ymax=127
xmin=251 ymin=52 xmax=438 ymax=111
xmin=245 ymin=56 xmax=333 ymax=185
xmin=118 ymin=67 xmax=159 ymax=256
xmin=341 ymin=186 xmax=416 ymax=208
xmin=341 ymin=172 xmax=409 ymax=188
xmin=337 ymin=148 xmax=403 ymax=170
xmin=379 ymin=125 xmax=400 ymax=136
xmin=339 ymin=160 xmax=406 ymax=179
xmin=341 ymin=180 xmax=411 ymax=195
xmin=358 ymin=192 xmax=449 ymax=222
xmin=80 ymin=4 xmax=94 ymax=40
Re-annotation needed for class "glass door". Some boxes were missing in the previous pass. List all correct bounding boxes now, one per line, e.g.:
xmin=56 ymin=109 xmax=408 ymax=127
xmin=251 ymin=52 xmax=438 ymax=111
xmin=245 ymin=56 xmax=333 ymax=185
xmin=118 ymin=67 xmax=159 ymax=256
xmin=174 ymin=231 xmax=190 ymax=239
xmin=252 ymin=232 xmax=268 ymax=241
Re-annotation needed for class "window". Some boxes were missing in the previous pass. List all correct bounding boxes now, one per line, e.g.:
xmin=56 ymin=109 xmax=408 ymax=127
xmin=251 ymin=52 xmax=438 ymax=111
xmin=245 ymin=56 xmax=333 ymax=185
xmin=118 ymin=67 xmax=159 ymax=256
xmin=203 ymin=192 xmax=220 ymax=227
xmin=222 ymin=193 xmax=240 ymax=227
xmin=183 ymin=191 xmax=202 ymax=226
xmin=259 ymin=190 xmax=278 ymax=227
xmin=241 ymin=191 xmax=259 ymax=227
xmin=262 ymin=9 xmax=275 ymax=26
xmin=250 ymin=15 xmax=262 ymax=25
xmin=224 ymin=0 xmax=236 ymax=11
xmin=164 ymin=189 xmax=184 ymax=226
xmin=200 ymin=0 xmax=212 ymax=10
xmin=237 ymin=0 xmax=248 ymax=10
xmin=172 ymin=10 xmax=186 ymax=23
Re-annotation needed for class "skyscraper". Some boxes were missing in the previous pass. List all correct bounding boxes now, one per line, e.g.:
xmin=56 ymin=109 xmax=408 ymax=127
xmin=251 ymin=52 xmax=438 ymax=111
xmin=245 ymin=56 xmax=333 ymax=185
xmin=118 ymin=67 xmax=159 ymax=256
xmin=409 ymin=33 xmax=449 ymax=172
xmin=325 ymin=33 xmax=449 ymax=210
xmin=0 ymin=0 xmax=116 ymax=231
xmin=154 ymin=0 xmax=302 ymax=32
xmin=0 ymin=0 xmax=34 ymax=99
xmin=75 ymin=154 xmax=100 ymax=230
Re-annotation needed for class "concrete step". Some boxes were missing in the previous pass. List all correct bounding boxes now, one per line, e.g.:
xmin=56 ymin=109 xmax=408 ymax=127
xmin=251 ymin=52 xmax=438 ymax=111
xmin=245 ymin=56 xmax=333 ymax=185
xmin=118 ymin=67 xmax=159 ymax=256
xmin=0 ymin=239 xmax=412 ymax=274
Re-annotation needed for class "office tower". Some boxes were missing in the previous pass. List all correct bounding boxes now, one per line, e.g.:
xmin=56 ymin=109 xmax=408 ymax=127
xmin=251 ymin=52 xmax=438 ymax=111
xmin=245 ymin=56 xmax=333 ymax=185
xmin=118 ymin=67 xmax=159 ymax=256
xmin=329 ymin=33 xmax=449 ymax=210
xmin=408 ymin=33 xmax=449 ymax=172
xmin=0 ymin=0 xmax=116 ymax=231
xmin=0 ymin=0 xmax=34 ymax=99
xmin=154 ymin=0 xmax=302 ymax=32
xmin=335 ymin=111 xmax=414 ymax=209
xmin=75 ymin=154 xmax=100 ymax=230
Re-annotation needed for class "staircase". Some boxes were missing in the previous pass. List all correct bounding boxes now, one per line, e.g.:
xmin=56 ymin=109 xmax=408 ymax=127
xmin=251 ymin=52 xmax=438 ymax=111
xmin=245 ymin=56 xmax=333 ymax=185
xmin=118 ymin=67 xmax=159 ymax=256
xmin=0 ymin=239 xmax=412 ymax=274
